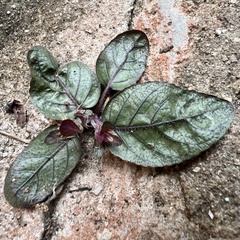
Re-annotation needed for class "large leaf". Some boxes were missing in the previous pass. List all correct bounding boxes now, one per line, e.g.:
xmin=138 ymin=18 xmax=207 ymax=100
xmin=4 ymin=125 xmax=82 ymax=208
xmin=102 ymin=82 xmax=234 ymax=167
xmin=28 ymin=46 xmax=101 ymax=120
xmin=96 ymin=30 xmax=149 ymax=91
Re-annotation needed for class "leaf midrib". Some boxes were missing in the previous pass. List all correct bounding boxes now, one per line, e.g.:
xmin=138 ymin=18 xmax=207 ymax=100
xmin=113 ymin=110 xmax=211 ymax=132
xmin=95 ymin=34 xmax=144 ymax=115
xmin=14 ymin=140 xmax=69 ymax=196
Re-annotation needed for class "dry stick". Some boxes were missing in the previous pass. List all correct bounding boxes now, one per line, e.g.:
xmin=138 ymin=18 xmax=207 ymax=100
xmin=0 ymin=130 xmax=30 ymax=144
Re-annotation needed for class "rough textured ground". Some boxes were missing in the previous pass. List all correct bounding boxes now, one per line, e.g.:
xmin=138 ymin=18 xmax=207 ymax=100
xmin=0 ymin=0 xmax=239 ymax=239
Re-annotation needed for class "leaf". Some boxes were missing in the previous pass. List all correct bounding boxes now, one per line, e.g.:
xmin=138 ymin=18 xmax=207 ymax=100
xmin=60 ymin=119 xmax=83 ymax=137
xmin=95 ymin=121 xmax=122 ymax=147
xmin=4 ymin=125 xmax=82 ymax=208
xmin=28 ymin=46 xmax=101 ymax=120
xmin=102 ymin=82 xmax=234 ymax=167
xmin=5 ymin=99 xmax=27 ymax=127
xmin=96 ymin=30 xmax=149 ymax=91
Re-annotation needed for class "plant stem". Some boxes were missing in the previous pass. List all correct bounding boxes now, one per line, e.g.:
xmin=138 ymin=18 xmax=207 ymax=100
xmin=95 ymin=43 xmax=133 ymax=115
xmin=0 ymin=130 xmax=30 ymax=144
xmin=94 ymin=85 xmax=110 ymax=115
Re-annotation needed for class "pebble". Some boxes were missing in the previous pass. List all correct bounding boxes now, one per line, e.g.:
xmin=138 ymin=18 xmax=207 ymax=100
xmin=224 ymin=197 xmax=230 ymax=202
xmin=208 ymin=210 xmax=214 ymax=220
xmin=3 ymin=152 xmax=8 ymax=158
xmin=233 ymin=159 xmax=240 ymax=166
xmin=24 ymin=131 xmax=30 ymax=139
xmin=40 ymin=115 xmax=49 ymax=124
xmin=193 ymin=166 xmax=201 ymax=173
xmin=215 ymin=29 xmax=222 ymax=35
xmin=91 ymin=184 xmax=103 ymax=196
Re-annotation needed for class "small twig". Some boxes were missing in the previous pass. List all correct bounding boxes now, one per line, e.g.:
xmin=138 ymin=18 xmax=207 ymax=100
xmin=68 ymin=187 xmax=92 ymax=193
xmin=0 ymin=130 xmax=30 ymax=144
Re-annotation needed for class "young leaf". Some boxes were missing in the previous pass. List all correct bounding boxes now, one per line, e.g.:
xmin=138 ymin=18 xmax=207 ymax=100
xmin=96 ymin=30 xmax=149 ymax=91
xmin=102 ymin=82 xmax=234 ymax=167
xmin=94 ymin=120 xmax=122 ymax=147
xmin=4 ymin=125 xmax=82 ymax=208
xmin=28 ymin=46 xmax=101 ymax=120
xmin=60 ymin=119 xmax=83 ymax=137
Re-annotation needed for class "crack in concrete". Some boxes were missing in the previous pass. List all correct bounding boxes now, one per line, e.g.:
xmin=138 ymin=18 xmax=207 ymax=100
xmin=128 ymin=0 xmax=138 ymax=30
xmin=40 ymin=140 xmax=91 ymax=239
xmin=177 ymin=171 xmax=192 ymax=221
xmin=41 ymin=205 xmax=57 ymax=240
xmin=40 ymin=190 xmax=66 ymax=240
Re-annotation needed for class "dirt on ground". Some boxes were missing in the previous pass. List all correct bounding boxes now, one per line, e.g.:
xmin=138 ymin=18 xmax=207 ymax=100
xmin=0 ymin=0 xmax=239 ymax=239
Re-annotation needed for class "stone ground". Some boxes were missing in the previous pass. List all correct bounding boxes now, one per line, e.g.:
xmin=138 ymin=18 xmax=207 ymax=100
xmin=0 ymin=0 xmax=239 ymax=239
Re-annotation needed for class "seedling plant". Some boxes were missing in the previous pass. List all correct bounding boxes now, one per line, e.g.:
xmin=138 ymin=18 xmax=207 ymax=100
xmin=4 ymin=30 xmax=234 ymax=208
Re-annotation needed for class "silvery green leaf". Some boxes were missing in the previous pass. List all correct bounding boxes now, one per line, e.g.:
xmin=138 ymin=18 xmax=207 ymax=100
xmin=96 ymin=30 xmax=149 ymax=91
xmin=102 ymin=82 xmax=234 ymax=167
xmin=4 ymin=125 xmax=82 ymax=208
xmin=28 ymin=46 xmax=100 ymax=120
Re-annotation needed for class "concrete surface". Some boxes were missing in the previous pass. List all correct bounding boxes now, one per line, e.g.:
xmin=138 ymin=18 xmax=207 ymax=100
xmin=0 ymin=0 xmax=239 ymax=239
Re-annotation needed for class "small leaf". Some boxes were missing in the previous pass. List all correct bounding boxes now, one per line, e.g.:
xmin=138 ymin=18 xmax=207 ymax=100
xmin=96 ymin=30 xmax=149 ymax=91
xmin=4 ymin=125 xmax=82 ymax=208
xmin=60 ymin=119 xmax=83 ymax=137
xmin=102 ymin=82 xmax=234 ymax=167
xmin=28 ymin=47 xmax=101 ymax=120
xmin=95 ymin=121 xmax=122 ymax=147
xmin=6 ymin=100 xmax=27 ymax=127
